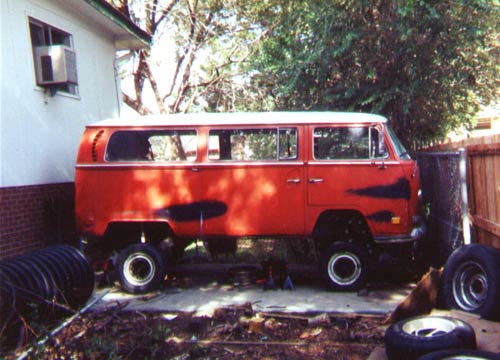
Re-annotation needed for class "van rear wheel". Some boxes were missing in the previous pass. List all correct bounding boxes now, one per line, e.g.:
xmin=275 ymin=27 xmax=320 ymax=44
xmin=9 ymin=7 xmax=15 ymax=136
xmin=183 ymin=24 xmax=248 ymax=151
xmin=321 ymin=242 xmax=368 ymax=291
xmin=117 ymin=244 xmax=165 ymax=294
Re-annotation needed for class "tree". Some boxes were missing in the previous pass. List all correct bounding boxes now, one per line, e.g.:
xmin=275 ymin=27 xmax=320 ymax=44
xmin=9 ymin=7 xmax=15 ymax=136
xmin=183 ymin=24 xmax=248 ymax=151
xmin=111 ymin=0 xmax=274 ymax=114
xmin=249 ymin=0 xmax=500 ymax=147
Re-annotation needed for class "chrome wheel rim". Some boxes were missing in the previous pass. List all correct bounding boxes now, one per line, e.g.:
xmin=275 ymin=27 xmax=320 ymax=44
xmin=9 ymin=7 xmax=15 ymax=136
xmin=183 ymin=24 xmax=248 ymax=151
xmin=327 ymin=251 xmax=361 ymax=286
xmin=123 ymin=253 xmax=155 ymax=286
xmin=452 ymin=261 xmax=488 ymax=312
xmin=401 ymin=317 xmax=457 ymax=337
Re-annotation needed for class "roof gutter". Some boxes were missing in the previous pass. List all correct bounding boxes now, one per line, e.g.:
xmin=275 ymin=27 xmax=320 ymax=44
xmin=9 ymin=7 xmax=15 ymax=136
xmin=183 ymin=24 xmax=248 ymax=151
xmin=82 ymin=0 xmax=151 ymax=49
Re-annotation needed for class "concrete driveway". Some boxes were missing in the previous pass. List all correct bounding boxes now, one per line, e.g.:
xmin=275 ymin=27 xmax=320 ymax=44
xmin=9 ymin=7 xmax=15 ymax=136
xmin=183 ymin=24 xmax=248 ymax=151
xmin=92 ymin=263 xmax=414 ymax=316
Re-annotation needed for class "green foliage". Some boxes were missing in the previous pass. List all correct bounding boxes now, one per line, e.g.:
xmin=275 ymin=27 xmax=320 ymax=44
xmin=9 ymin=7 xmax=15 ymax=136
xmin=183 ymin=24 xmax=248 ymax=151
xmin=121 ymin=0 xmax=498 ymax=146
xmin=248 ymin=0 xmax=500 ymax=147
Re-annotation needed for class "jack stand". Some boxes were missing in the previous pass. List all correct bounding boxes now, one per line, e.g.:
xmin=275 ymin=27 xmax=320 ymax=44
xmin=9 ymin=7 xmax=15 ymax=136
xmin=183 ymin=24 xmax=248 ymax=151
xmin=283 ymin=266 xmax=294 ymax=290
xmin=264 ymin=265 xmax=276 ymax=290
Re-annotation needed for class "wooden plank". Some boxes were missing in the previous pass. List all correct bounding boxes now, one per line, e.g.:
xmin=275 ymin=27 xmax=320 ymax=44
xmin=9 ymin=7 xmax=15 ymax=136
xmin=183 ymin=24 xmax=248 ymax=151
xmin=467 ymin=142 xmax=500 ymax=155
xmin=424 ymin=134 xmax=500 ymax=248
xmin=485 ymin=156 xmax=497 ymax=223
xmin=472 ymin=214 xmax=500 ymax=238
xmin=476 ymin=229 xmax=500 ymax=248
xmin=471 ymin=156 xmax=488 ymax=220
xmin=494 ymin=152 xmax=500 ymax=223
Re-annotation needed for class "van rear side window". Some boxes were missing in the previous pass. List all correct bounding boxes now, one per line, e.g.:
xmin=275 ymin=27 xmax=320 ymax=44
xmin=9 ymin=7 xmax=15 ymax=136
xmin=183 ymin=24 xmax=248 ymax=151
xmin=208 ymin=128 xmax=298 ymax=161
xmin=106 ymin=130 xmax=197 ymax=162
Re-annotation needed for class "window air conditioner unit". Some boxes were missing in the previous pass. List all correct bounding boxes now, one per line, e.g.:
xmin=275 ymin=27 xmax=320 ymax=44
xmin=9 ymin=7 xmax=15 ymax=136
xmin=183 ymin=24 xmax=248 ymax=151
xmin=34 ymin=45 xmax=78 ymax=86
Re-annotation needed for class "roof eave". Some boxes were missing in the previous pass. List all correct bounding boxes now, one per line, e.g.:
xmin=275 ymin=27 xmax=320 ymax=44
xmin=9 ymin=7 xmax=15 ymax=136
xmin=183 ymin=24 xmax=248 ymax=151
xmin=83 ymin=0 xmax=151 ymax=50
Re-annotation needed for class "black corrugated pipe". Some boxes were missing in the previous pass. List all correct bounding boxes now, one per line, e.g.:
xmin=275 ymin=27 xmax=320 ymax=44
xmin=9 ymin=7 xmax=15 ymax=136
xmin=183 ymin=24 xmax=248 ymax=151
xmin=0 ymin=245 xmax=95 ymax=353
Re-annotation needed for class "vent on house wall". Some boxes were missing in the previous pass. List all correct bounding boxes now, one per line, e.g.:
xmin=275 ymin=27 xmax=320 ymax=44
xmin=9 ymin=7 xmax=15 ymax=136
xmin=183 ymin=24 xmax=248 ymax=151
xmin=34 ymin=45 xmax=78 ymax=86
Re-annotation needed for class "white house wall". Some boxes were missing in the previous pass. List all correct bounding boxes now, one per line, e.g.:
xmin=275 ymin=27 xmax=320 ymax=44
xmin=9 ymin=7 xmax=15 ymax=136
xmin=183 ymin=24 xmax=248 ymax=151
xmin=1 ymin=0 xmax=122 ymax=187
xmin=0 ymin=0 xmax=4 ymax=188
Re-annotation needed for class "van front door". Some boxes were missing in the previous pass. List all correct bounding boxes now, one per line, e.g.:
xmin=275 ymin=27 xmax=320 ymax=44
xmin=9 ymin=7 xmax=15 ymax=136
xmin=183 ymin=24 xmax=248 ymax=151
xmin=201 ymin=127 xmax=305 ymax=237
xmin=306 ymin=125 xmax=410 ymax=237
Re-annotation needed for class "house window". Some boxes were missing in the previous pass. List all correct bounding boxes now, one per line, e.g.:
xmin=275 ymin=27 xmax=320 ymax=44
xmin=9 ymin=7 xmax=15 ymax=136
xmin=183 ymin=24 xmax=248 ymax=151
xmin=29 ymin=17 xmax=78 ymax=96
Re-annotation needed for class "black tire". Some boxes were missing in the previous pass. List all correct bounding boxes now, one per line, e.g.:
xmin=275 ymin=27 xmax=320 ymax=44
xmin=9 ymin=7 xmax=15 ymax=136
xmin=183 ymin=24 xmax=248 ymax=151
xmin=384 ymin=316 xmax=477 ymax=360
xmin=117 ymin=244 xmax=166 ymax=294
xmin=50 ymin=245 xmax=95 ymax=307
xmin=418 ymin=349 xmax=500 ymax=360
xmin=0 ymin=261 xmax=37 ymax=295
xmin=43 ymin=249 xmax=76 ymax=300
xmin=442 ymin=244 xmax=500 ymax=321
xmin=320 ymin=242 xmax=368 ymax=291
xmin=25 ymin=255 xmax=59 ymax=302
xmin=5 ymin=257 xmax=51 ymax=301
xmin=31 ymin=251 xmax=67 ymax=303
xmin=0 ymin=282 xmax=24 ymax=353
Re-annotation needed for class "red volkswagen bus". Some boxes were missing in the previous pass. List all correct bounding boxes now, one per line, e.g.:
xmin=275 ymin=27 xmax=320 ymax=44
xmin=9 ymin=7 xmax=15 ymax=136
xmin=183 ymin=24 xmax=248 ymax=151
xmin=75 ymin=112 xmax=425 ymax=293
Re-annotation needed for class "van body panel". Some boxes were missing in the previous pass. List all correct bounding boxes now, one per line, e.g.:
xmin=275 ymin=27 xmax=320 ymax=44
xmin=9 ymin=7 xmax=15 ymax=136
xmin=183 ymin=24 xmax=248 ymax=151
xmin=304 ymin=123 xmax=410 ymax=236
xmin=76 ymin=164 xmax=202 ymax=237
xmin=200 ymin=162 xmax=306 ymax=236
xmin=306 ymin=161 xmax=409 ymax=235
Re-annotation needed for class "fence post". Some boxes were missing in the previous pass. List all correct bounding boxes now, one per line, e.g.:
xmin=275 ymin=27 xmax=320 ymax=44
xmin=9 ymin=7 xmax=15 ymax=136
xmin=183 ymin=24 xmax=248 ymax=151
xmin=459 ymin=147 xmax=471 ymax=245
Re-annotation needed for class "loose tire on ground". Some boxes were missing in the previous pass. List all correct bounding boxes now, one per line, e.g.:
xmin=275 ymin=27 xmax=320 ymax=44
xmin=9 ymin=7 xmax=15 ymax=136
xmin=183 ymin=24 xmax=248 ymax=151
xmin=441 ymin=244 xmax=500 ymax=321
xmin=117 ymin=244 xmax=166 ymax=294
xmin=320 ymin=242 xmax=368 ymax=291
xmin=417 ymin=349 xmax=500 ymax=360
xmin=384 ymin=316 xmax=477 ymax=360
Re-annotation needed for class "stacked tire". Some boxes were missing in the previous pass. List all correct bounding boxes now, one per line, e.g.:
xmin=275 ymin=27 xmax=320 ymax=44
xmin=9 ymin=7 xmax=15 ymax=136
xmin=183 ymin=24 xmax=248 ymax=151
xmin=441 ymin=244 xmax=500 ymax=321
xmin=0 ymin=245 xmax=95 ymax=351
xmin=384 ymin=243 xmax=500 ymax=360
xmin=385 ymin=316 xmax=500 ymax=359
xmin=384 ymin=316 xmax=477 ymax=360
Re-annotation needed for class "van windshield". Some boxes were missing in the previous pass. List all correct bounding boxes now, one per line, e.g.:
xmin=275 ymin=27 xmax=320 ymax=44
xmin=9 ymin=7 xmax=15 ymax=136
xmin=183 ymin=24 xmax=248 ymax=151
xmin=387 ymin=126 xmax=411 ymax=160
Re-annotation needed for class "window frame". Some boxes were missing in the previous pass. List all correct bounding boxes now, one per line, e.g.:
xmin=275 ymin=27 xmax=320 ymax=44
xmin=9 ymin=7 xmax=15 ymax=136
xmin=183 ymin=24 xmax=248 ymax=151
xmin=312 ymin=125 xmax=388 ymax=161
xmin=278 ymin=127 xmax=299 ymax=160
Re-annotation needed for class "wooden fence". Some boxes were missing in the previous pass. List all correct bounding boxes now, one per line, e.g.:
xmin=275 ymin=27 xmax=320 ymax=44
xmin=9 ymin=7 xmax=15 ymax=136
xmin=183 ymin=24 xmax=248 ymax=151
xmin=427 ymin=134 xmax=500 ymax=248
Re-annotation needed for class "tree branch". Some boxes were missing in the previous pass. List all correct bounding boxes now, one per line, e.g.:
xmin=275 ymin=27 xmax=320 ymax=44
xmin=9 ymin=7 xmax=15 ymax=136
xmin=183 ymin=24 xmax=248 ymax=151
xmin=122 ymin=93 xmax=153 ymax=115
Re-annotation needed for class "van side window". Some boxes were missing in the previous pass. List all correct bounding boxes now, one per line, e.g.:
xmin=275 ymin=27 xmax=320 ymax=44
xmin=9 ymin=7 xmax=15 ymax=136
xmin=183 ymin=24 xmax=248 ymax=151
xmin=208 ymin=128 xmax=277 ymax=161
xmin=208 ymin=128 xmax=298 ymax=161
xmin=313 ymin=126 xmax=385 ymax=160
xmin=106 ymin=130 xmax=197 ymax=162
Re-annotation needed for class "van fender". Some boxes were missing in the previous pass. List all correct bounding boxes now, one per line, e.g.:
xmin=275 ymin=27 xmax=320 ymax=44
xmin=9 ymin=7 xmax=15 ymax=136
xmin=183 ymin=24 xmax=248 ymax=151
xmin=312 ymin=210 xmax=374 ymax=253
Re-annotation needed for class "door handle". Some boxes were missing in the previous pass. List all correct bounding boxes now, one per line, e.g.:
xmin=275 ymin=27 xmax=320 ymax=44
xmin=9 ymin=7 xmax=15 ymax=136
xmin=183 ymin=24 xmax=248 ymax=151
xmin=287 ymin=178 xmax=301 ymax=184
xmin=308 ymin=178 xmax=324 ymax=184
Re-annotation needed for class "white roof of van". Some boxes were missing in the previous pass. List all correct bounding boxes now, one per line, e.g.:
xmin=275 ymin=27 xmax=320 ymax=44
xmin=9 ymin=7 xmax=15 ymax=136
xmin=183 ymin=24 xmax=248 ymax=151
xmin=88 ymin=112 xmax=387 ymax=128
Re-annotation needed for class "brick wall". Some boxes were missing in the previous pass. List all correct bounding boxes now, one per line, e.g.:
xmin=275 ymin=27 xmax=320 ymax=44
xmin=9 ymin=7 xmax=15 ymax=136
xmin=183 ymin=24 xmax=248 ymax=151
xmin=0 ymin=183 xmax=77 ymax=260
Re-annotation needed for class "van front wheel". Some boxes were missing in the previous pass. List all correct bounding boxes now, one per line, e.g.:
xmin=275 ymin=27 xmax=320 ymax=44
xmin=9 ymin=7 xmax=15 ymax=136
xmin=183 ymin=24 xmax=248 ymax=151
xmin=117 ymin=244 xmax=166 ymax=294
xmin=321 ymin=242 xmax=368 ymax=291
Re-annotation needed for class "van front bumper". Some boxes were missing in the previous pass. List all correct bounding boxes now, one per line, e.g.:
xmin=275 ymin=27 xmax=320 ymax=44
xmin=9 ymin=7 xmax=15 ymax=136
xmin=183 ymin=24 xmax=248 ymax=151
xmin=373 ymin=222 xmax=427 ymax=244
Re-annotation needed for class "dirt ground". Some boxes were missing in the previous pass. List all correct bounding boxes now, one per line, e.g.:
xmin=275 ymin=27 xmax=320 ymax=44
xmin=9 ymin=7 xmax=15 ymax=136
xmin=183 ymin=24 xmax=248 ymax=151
xmin=9 ymin=302 xmax=386 ymax=360
xmin=3 ymin=244 xmax=417 ymax=359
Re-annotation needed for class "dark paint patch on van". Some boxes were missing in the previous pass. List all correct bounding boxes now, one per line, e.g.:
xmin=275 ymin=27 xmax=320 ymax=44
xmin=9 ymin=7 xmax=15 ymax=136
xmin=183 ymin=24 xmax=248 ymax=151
xmin=367 ymin=210 xmax=395 ymax=223
xmin=348 ymin=177 xmax=411 ymax=200
xmin=156 ymin=201 xmax=227 ymax=222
